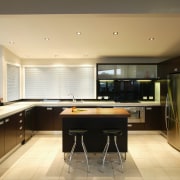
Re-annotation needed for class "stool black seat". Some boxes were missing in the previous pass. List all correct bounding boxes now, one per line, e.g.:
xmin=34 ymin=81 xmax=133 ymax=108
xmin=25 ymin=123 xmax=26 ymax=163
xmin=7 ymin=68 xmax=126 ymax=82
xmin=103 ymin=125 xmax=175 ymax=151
xmin=68 ymin=129 xmax=89 ymax=173
xmin=69 ymin=129 xmax=88 ymax=136
xmin=102 ymin=130 xmax=123 ymax=136
xmin=102 ymin=129 xmax=123 ymax=171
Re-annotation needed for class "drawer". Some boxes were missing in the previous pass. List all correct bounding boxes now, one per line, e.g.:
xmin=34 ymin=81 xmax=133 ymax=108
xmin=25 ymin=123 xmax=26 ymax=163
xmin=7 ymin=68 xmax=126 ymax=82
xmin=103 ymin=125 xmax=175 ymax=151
xmin=128 ymin=123 xmax=145 ymax=130
xmin=17 ymin=128 xmax=24 ymax=142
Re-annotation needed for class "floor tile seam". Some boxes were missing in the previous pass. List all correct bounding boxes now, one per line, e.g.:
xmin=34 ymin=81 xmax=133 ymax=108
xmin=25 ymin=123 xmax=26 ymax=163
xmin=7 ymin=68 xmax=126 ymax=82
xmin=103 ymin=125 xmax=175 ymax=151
xmin=138 ymin=167 xmax=172 ymax=178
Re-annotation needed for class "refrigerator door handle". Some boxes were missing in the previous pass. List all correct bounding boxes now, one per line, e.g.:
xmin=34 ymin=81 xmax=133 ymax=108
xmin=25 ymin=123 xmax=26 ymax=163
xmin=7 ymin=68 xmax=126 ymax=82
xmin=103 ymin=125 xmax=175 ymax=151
xmin=165 ymin=94 xmax=169 ymax=130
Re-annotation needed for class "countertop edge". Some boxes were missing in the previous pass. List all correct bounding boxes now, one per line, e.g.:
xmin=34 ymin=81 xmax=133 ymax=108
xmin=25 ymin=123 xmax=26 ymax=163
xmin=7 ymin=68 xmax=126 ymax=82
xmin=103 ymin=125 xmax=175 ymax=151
xmin=0 ymin=101 xmax=161 ymax=119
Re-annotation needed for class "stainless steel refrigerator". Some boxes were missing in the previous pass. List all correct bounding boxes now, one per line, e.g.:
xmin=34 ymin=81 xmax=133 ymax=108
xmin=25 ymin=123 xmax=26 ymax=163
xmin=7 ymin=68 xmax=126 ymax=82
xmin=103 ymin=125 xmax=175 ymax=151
xmin=165 ymin=73 xmax=180 ymax=151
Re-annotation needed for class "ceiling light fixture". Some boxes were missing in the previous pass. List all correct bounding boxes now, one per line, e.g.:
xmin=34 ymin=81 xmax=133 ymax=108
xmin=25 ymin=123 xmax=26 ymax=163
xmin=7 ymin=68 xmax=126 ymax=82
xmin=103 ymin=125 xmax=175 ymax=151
xmin=76 ymin=32 xmax=81 ymax=35
xmin=44 ymin=37 xmax=50 ymax=41
xmin=9 ymin=41 xmax=15 ymax=44
xmin=113 ymin=32 xmax=118 ymax=35
xmin=148 ymin=37 xmax=155 ymax=41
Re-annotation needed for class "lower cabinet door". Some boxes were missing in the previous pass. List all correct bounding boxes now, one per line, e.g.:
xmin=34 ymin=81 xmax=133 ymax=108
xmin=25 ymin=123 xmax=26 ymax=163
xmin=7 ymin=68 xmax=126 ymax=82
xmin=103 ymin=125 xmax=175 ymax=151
xmin=128 ymin=123 xmax=145 ymax=130
xmin=35 ymin=107 xmax=54 ymax=130
xmin=0 ymin=120 xmax=5 ymax=158
xmin=53 ymin=107 xmax=63 ymax=130
xmin=4 ymin=117 xmax=17 ymax=153
xmin=34 ymin=107 xmax=63 ymax=131
xmin=145 ymin=106 xmax=162 ymax=130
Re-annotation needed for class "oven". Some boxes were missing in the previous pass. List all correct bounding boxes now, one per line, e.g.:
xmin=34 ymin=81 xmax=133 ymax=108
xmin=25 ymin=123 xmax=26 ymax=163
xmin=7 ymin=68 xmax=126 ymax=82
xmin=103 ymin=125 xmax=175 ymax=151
xmin=117 ymin=107 xmax=145 ymax=123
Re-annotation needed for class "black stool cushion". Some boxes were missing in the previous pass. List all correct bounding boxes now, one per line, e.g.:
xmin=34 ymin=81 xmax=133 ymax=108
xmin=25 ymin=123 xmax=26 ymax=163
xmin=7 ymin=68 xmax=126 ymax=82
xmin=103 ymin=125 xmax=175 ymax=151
xmin=102 ymin=129 xmax=123 ymax=136
xmin=68 ymin=129 xmax=88 ymax=136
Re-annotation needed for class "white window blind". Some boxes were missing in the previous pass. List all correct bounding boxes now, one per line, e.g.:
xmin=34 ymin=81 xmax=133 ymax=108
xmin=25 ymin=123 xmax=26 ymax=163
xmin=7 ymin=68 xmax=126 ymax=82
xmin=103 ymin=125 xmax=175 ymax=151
xmin=24 ymin=66 xmax=95 ymax=99
xmin=7 ymin=64 xmax=20 ymax=101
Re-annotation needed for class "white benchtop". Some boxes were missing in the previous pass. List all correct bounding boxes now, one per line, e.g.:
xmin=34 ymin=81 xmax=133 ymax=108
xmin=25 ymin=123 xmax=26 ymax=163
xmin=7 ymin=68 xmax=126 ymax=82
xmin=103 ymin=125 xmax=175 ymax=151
xmin=0 ymin=101 xmax=161 ymax=119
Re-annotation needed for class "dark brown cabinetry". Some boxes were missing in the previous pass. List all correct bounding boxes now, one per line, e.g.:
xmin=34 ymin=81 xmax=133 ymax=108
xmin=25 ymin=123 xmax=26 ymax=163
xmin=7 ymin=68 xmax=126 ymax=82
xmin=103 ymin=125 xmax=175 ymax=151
xmin=24 ymin=107 xmax=34 ymax=142
xmin=4 ymin=116 xmax=17 ymax=153
xmin=53 ymin=107 xmax=63 ymax=130
xmin=0 ymin=111 xmax=25 ymax=158
xmin=0 ymin=120 xmax=5 ymax=158
xmin=122 ymin=106 xmax=162 ymax=131
xmin=15 ymin=112 xmax=25 ymax=145
xmin=34 ymin=107 xmax=63 ymax=131
xmin=128 ymin=123 xmax=145 ymax=130
xmin=158 ymin=57 xmax=180 ymax=79
xmin=35 ymin=107 xmax=53 ymax=130
xmin=34 ymin=106 xmax=161 ymax=131
xmin=62 ymin=116 xmax=127 ymax=153
xmin=145 ymin=106 xmax=162 ymax=130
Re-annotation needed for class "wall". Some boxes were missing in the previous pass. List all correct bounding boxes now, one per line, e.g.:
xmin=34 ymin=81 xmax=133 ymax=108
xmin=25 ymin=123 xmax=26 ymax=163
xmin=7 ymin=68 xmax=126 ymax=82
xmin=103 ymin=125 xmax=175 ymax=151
xmin=0 ymin=46 xmax=164 ymax=102
xmin=3 ymin=47 xmax=21 ymax=65
xmin=0 ymin=46 xmax=22 ymax=102
xmin=0 ymin=47 xmax=3 ymax=99
xmin=21 ymin=57 xmax=163 ymax=66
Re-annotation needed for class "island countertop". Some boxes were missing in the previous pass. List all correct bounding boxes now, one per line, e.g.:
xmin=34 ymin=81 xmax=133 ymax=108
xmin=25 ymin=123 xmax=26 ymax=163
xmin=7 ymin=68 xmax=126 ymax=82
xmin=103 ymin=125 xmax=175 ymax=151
xmin=60 ymin=107 xmax=130 ymax=118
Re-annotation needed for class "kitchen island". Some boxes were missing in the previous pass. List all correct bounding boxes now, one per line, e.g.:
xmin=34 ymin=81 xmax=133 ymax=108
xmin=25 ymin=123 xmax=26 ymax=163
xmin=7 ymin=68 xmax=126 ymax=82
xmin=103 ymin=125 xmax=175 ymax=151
xmin=60 ymin=107 xmax=130 ymax=153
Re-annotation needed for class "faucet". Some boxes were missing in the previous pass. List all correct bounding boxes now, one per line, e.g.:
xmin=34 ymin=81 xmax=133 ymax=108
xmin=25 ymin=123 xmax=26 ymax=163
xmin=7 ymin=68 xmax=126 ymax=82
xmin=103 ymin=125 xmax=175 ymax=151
xmin=68 ymin=93 xmax=76 ymax=102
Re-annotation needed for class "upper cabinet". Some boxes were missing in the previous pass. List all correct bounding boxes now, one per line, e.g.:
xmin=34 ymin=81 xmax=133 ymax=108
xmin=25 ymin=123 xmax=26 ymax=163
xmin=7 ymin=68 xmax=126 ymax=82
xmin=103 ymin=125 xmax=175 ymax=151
xmin=135 ymin=65 xmax=157 ymax=79
xmin=158 ymin=57 xmax=180 ymax=79
xmin=97 ymin=64 xmax=157 ymax=79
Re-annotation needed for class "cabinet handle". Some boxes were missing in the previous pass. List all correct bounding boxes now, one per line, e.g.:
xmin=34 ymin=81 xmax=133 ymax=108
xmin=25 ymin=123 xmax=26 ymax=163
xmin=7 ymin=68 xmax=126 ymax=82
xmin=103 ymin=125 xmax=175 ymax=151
xmin=19 ymin=113 xmax=23 ymax=117
xmin=19 ymin=135 xmax=23 ymax=138
xmin=128 ymin=124 xmax=133 ymax=127
xmin=5 ymin=118 xmax=10 ymax=123
xmin=146 ymin=107 xmax=152 ymax=110
xmin=19 ymin=126 xmax=23 ymax=130
xmin=19 ymin=120 xmax=23 ymax=123
xmin=46 ymin=107 xmax=53 ymax=110
xmin=0 ymin=121 xmax=4 ymax=125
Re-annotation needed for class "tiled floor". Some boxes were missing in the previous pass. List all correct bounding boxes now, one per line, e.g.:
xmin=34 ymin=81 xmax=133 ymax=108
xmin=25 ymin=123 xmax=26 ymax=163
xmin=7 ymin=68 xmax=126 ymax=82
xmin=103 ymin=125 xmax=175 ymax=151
xmin=0 ymin=133 xmax=180 ymax=180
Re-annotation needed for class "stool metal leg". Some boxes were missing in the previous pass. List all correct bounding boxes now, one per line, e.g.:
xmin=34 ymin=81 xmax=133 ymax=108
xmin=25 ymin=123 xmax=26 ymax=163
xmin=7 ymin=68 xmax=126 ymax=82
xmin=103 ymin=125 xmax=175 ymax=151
xmin=68 ymin=135 xmax=77 ymax=173
xmin=81 ymin=135 xmax=89 ymax=172
xmin=114 ymin=136 xmax=123 ymax=170
xmin=102 ymin=137 xmax=109 ymax=156
xmin=102 ymin=135 xmax=110 ymax=168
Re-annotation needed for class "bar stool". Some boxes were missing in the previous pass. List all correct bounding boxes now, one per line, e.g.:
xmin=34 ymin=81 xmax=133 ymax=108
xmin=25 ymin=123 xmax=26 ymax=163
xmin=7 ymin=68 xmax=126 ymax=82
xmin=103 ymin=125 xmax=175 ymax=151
xmin=102 ymin=129 xmax=123 ymax=171
xmin=68 ymin=129 xmax=89 ymax=173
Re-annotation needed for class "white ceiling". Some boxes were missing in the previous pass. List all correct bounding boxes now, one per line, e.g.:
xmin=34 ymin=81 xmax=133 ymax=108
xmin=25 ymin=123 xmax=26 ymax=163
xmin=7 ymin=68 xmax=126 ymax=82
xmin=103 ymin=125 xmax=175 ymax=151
xmin=0 ymin=14 xmax=180 ymax=61
xmin=1 ymin=0 xmax=180 ymax=62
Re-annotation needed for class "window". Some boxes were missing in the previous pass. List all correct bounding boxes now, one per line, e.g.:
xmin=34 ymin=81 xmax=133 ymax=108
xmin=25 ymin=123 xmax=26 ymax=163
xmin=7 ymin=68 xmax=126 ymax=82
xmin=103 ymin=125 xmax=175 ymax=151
xmin=7 ymin=64 xmax=20 ymax=101
xmin=24 ymin=66 xmax=95 ymax=99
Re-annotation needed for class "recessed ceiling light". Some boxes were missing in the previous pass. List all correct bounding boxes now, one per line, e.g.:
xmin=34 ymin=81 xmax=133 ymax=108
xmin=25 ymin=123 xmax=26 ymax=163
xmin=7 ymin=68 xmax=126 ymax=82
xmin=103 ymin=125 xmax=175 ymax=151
xmin=44 ymin=37 xmax=50 ymax=41
xmin=9 ymin=41 xmax=15 ymax=44
xmin=54 ymin=54 xmax=59 ymax=57
xmin=76 ymin=32 xmax=81 ymax=35
xmin=148 ymin=37 xmax=155 ymax=41
xmin=113 ymin=32 xmax=118 ymax=35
